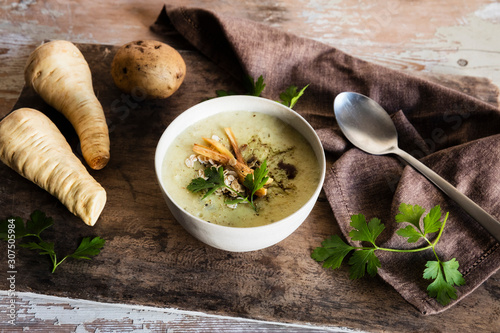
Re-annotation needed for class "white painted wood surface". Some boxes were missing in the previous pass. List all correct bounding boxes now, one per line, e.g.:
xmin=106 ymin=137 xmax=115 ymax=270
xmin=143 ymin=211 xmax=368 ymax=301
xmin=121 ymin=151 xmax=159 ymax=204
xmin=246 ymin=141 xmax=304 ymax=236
xmin=1 ymin=291 xmax=354 ymax=332
xmin=1 ymin=0 xmax=500 ymax=332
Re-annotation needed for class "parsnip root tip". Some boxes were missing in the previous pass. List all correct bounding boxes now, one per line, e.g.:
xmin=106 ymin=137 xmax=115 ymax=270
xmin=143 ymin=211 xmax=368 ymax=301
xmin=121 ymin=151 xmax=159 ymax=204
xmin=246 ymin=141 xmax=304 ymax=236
xmin=86 ymin=187 xmax=107 ymax=226
xmin=88 ymin=154 xmax=110 ymax=171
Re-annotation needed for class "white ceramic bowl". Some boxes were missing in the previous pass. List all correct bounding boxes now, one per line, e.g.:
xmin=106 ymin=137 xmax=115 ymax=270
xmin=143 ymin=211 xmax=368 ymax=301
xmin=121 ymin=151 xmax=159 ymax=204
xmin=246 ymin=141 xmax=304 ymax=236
xmin=155 ymin=95 xmax=326 ymax=252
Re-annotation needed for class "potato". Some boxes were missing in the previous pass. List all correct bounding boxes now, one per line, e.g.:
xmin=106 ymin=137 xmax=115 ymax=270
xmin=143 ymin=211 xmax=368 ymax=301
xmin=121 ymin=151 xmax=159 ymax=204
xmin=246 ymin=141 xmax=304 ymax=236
xmin=111 ymin=40 xmax=186 ymax=99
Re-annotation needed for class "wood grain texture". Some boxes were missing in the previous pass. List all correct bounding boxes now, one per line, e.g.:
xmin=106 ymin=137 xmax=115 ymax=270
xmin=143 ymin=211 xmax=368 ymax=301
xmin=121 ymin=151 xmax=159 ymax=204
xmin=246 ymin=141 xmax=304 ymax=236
xmin=1 ymin=1 xmax=500 ymax=332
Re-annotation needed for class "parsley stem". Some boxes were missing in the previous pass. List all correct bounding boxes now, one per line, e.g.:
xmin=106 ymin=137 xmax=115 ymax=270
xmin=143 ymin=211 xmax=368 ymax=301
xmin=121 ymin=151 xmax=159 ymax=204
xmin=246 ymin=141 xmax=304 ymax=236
xmin=52 ymin=256 xmax=68 ymax=273
xmin=353 ymin=245 xmax=434 ymax=253
xmin=361 ymin=212 xmax=450 ymax=255
xmin=377 ymin=245 xmax=434 ymax=253
xmin=50 ymin=253 xmax=58 ymax=273
xmin=432 ymin=212 xmax=448 ymax=247
xmin=223 ymin=185 xmax=256 ymax=210
xmin=430 ymin=212 xmax=448 ymax=262
xmin=223 ymin=184 xmax=244 ymax=198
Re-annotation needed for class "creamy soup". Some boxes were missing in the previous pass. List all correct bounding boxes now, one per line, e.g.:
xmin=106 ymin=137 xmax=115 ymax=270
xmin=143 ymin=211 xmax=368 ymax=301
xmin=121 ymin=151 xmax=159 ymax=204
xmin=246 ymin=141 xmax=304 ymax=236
xmin=162 ymin=111 xmax=320 ymax=227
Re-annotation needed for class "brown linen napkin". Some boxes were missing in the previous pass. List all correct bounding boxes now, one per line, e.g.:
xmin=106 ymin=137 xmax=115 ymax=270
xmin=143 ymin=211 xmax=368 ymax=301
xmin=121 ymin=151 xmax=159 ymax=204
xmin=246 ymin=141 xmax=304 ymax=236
xmin=153 ymin=5 xmax=500 ymax=314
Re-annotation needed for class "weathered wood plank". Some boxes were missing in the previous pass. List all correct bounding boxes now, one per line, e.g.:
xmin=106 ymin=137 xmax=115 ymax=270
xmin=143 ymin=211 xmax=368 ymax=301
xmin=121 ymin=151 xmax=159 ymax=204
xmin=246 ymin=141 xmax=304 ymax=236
xmin=0 ymin=292 xmax=349 ymax=332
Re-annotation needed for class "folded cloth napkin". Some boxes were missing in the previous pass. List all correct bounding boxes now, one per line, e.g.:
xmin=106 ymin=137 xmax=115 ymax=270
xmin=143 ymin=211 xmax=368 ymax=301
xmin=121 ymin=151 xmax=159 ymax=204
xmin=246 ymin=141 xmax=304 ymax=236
xmin=153 ymin=5 xmax=500 ymax=314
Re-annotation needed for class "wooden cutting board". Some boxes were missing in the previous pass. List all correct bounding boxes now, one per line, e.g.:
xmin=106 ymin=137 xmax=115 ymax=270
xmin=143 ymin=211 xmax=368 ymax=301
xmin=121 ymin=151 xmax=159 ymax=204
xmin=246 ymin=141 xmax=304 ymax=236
xmin=1 ymin=41 xmax=499 ymax=332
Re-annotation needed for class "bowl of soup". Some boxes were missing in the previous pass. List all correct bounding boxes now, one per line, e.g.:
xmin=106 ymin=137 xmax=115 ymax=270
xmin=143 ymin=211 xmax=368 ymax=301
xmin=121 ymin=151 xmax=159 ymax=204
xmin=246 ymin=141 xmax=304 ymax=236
xmin=155 ymin=95 xmax=325 ymax=252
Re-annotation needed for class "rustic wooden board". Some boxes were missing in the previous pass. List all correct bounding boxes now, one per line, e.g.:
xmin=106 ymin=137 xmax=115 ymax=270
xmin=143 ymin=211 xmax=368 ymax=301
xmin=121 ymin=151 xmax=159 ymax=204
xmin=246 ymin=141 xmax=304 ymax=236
xmin=1 ymin=41 xmax=499 ymax=333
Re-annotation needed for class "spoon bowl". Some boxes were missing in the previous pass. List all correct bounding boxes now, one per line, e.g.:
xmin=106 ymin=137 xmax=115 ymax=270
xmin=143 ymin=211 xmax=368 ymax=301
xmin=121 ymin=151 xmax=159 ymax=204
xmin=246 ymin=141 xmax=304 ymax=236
xmin=334 ymin=91 xmax=500 ymax=242
xmin=334 ymin=92 xmax=398 ymax=155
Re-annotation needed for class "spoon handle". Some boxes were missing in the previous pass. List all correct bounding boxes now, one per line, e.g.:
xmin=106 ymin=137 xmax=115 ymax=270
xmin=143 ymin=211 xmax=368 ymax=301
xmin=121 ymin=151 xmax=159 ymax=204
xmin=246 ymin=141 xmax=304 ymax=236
xmin=394 ymin=148 xmax=500 ymax=242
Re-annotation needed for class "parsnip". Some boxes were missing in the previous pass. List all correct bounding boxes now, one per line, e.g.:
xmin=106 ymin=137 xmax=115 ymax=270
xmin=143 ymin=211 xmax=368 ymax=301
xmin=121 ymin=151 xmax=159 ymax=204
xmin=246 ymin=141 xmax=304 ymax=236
xmin=0 ymin=108 xmax=106 ymax=226
xmin=24 ymin=40 xmax=110 ymax=170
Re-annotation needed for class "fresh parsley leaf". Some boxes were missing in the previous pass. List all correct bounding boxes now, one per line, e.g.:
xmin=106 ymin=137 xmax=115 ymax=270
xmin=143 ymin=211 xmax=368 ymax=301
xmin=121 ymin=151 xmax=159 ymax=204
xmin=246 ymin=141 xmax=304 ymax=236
xmin=423 ymin=260 xmax=441 ymax=280
xmin=20 ymin=240 xmax=58 ymax=271
xmin=190 ymin=166 xmax=249 ymax=203
xmin=50 ymin=237 xmax=106 ymax=272
xmin=313 ymin=216 xmax=383 ymax=279
xmin=1 ymin=210 xmax=105 ymax=273
xmin=0 ymin=210 xmax=53 ymax=240
xmin=242 ymin=173 xmax=255 ymax=191
xmin=186 ymin=177 xmax=213 ymax=193
xmin=229 ymin=161 xmax=270 ymax=210
xmin=396 ymin=225 xmax=423 ymax=243
xmin=244 ymin=75 xmax=266 ymax=96
xmin=214 ymin=76 xmax=308 ymax=109
xmin=424 ymin=259 xmax=465 ymax=305
xmin=26 ymin=210 xmax=53 ymax=238
xmin=244 ymin=160 xmax=270 ymax=196
xmin=424 ymin=261 xmax=457 ymax=305
xmin=348 ymin=249 xmax=380 ymax=279
xmin=423 ymin=205 xmax=443 ymax=235
xmin=311 ymin=235 xmax=354 ymax=270
xmin=442 ymin=258 xmax=466 ymax=286
xmin=20 ymin=240 xmax=55 ymax=255
xmin=68 ymin=236 xmax=106 ymax=260
xmin=242 ymin=160 xmax=270 ymax=209
xmin=225 ymin=161 xmax=269 ymax=211
xmin=395 ymin=203 xmax=425 ymax=230
xmin=395 ymin=204 xmax=444 ymax=243
xmin=187 ymin=166 xmax=226 ymax=199
xmin=279 ymin=84 xmax=309 ymax=108
xmin=348 ymin=214 xmax=385 ymax=246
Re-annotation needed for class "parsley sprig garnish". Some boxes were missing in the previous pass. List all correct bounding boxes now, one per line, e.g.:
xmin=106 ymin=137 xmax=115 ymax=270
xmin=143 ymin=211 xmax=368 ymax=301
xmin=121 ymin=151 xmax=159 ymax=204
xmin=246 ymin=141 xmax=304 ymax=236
xmin=216 ymin=75 xmax=308 ymax=109
xmin=279 ymin=84 xmax=309 ymax=108
xmin=216 ymin=75 xmax=266 ymax=98
xmin=227 ymin=160 xmax=270 ymax=209
xmin=187 ymin=161 xmax=269 ymax=211
xmin=187 ymin=166 xmax=229 ymax=200
xmin=244 ymin=75 xmax=266 ymax=97
xmin=312 ymin=203 xmax=465 ymax=306
xmin=1 ymin=210 xmax=105 ymax=273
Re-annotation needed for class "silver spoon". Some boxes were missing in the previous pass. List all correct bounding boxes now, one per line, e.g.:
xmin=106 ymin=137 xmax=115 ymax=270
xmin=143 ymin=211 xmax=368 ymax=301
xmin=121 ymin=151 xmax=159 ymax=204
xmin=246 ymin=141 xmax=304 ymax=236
xmin=334 ymin=91 xmax=500 ymax=242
